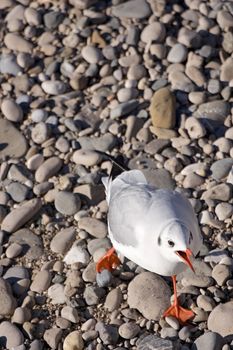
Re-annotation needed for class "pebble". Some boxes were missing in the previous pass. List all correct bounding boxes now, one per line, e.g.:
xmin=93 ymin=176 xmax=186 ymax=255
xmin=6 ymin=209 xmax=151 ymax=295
xmin=211 ymin=264 xmax=231 ymax=286
xmin=127 ymin=272 xmax=171 ymax=320
xmin=26 ymin=154 xmax=44 ymax=171
xmin=73 ymin=149 xmax=102 ymax=167
xmin=202 ymin=183 xmax=232 ymax=202
xmin=12 ymin=307 xmax=31 ymax=324
xmin=96 ymin=269 xmax=112 ymax=287
xmin=35 ymin=157 xmax=62 ymax=183
xmin=194 ymin=100 xmax=230 ymax=128
xmin=95 ymin=321 xmax=119 ymax=345
xmin=55 ymin=191 xmax=81 ymax=216
xmin=4 ymin=33 xmax=33 ymax=53
xmin=191 ymin=332 xmax=223 ymax=350
xmin=196 ymin=295 xmax=216 ymax=312
xmin=112 ymin=0 xmax=151 ymax=19
xmin=215 ymin=202 xmax=233 ymax=221
xmin=141 ymin=22 xmax=166 ymax=43
xmin=9 ymin=228 xmax=43 ymax=260
xmin=104 ymin=287 xmax=123 ymax=311
xmin=0 ymin=278 xmax=16 ymax=316
xmin=0 ymin=321 xmax=24 ymax=349
xmin=208 ymin=302 xmax=233 ymax=336
xmin=78 ymin=217 xmax=107 ymax=238
xmin=63 ymin=331 xmax=84 ymax=350
xmin=149 ymin=87 xmax=176 ymax=129
xmin=61 ymin=306 xmax=79 ymax=323
xmin=43 ymin=327 xmax=63 ymax=349
xmin=84 ymin=285 xmax=105 ymax=305
xmin=6 ymin=182 xmax=29 ymax=202
xmin=0 ymin=119 xmax=28 ymax=160
xmin=0 ymin=53 xmax=21 ymax=76
xmin=210 ymin=158 xmax=233 ymax=181
xmin=50 ymin=227 xmax=76 ymax=255
xmin=137 ymin=335 xmax=174 ymax=350
xmin=1 ymin=99 xmax=23 ymax=123
xmin=48 ymin=283 xmax=67 ymax=305
xmin=31 ymin=122 xmax=50 ymax=144
xmin=167 ymin=44 xmax=187 ymax=63
xmin=30 ymin=270 xmax=52 ymax=293
xmin=6 ymin=242 xmax=22 ymax=259
xmin=41 ymin=80 xmax=67 ymax=95
xmin=119 ymin=322 xmax=140 ymax=339
xmin=1 ymin=198 xmax=42 ymax=233
xmin=110 ymin=100 xmax=138 ymax=119
xmin=63 ymin=243 xmax=90 ymax=265
xmin=185 ymin=117 xmax=206 ymax=139
xmin=81 ymin=45 xmax=103 ymax=64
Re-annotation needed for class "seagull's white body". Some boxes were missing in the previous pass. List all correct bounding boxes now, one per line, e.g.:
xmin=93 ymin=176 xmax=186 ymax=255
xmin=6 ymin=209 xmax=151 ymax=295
xmin=103 ymin=169 xmax=202 ymax=276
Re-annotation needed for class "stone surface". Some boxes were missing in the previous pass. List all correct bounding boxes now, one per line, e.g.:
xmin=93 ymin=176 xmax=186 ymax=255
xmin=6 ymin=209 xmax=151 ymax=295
xmin=35 ymin=157 xmax=62 ymax=183
xmin=0 ymin=321 xmax=24 ymax=349
xmin=191 ymin=332 xmax=223 ymax=350
xmin=1 ymin=198 xmax=42 ymax=233
xmin=208 ymin=302 xmax=233 ymax=336
xmin=150 ymin=88 xmax=176 ymax=129
xmin=112 ymin=0 xmax=151 ymax=19
xmin=137 ymin=335 xmax=175 ymax=350
xmin=50 ymin=227 xmax=76 ymax=255
xmin=9 ymin=228 xmax=43 ymax=260
xmin=63 ymin=331 xmax=84 ymax=350
xmin=0 ymin=119 xmax=28 ymax=159
xmin=0 ymin=278 xmax=16 ymax=316
xmin=1 ymin=99 xmax=23 ymax=123
xmin=127 ymin=272 xmax=171 ymax=320
xmin=78 ymin=217 xmax=107 ymax=238
xmin=55 ymin=191 xmax=81 ymax=216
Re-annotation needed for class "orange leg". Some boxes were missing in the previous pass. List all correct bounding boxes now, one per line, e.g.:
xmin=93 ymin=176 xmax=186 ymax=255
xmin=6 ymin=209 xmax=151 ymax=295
xmin=96 ymin=247 xmax=121 ymax=273
xmin=163 ymin=275 xmax=194 ymax=324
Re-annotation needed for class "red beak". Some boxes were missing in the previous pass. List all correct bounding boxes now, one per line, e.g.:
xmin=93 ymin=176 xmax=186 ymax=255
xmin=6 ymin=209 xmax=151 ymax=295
xmin=176 ymin=248 xmax=194 ymax=272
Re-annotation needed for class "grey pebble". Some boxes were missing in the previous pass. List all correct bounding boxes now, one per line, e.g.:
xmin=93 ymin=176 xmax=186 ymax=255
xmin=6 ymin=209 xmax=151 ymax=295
xmin=78 ymin=217 xmax=107 ymax=238
xmin=43 ymin=327 xmax=63 ymax=349
xmin=110 ymin=100 xmax=138 ymax=119
xmin=6 ymin=182 xmax=29 ymax=202
xmin=1 ymin=198 xmax=42 ymax=233
xmin=104 ymin=287 xmax=122 ymax=311
xmin=119 ymin=322 xmax=140 ymax=339
xmin=50 ymin=227 xmax=76 ymax=255
xmin=1 ymin=99 xmax=23 ymax=123
xmin=55 ymin=191 xmax=81 ymax=216
xmin=35 ymin=157 xmax=62 ymax=183
xmin=30 ymin=270 xmax=52 ymax=293
xmin=84 ymin=285 xmax=106 ymax=305
xmin=112 ymin=0 xmax=151 ymax=19
xmin=9 ymin=228 xmax=43 ymax=260
xmin=0 ymin=54 xmax=21 ymax=76
xmin=167 ymin=44 xmax=187 ymax=63
xmin=95 ymin=321 xmax=119 ymax=345
xmin=41 ymin=80 xmax=67 ymax=95
xmin=137 ymin=334 xmax=175 ymax=350
xmin=0 ymin=321 xmax=24 ymax=349
xmin=191 ymin=331 xmax=223 ymax=350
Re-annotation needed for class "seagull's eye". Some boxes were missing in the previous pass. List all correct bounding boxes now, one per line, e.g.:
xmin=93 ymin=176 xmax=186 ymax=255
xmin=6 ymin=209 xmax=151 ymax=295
xmin=168 ymin=240 xmax=175 ymax=247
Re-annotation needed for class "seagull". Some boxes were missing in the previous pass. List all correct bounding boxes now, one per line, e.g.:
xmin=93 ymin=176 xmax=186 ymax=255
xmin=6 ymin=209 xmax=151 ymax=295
xmin=96 ymin=165 xmax=202 ymax=323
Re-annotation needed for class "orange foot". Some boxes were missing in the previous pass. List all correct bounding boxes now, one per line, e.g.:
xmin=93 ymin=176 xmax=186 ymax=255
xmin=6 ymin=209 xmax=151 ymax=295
xmin=163 ymin=303 xmax=194 ymax=324
xmin=96 ymin=247 xmax=121 ymax=273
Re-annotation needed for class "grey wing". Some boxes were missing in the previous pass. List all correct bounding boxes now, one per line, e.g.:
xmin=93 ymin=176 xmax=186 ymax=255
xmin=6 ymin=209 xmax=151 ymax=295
xmin=108 ymin=185 xmax=152 ymax=247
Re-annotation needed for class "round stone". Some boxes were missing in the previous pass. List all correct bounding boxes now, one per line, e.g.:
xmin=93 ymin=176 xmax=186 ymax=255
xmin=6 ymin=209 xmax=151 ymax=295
xmin=1 ymin=99 xmax=23 ymax=122
xmin=141 ymin=22 xmax=166 ymax=43
xmin=41 ymin=80 xmax=67 ymax=95
xmin=167 ymin=44 xmax=188 ymax=63
xmin=31 ymin=122 xmax=50 ymax=144
xmin=55 ymin=191 xmax=81 ymax=216
xmin=72 ymin=149 xmax=102 ymax=167
xmin=63 ymin=331 xmax=84 ymax=350
xmin=127 ymin=272 xmax=171 ymax=320
xmin=81 ymin=46 xmax=103 ymax=64
xmin=118 ymin=322 xmax=140 ymax=339
xmin=208 ymin=302 xmax=233 ymax=336
xmin=185 ymin=117 xmax=206 ymax=139
xmin=0 ymin=321 xmax=24 ymax=348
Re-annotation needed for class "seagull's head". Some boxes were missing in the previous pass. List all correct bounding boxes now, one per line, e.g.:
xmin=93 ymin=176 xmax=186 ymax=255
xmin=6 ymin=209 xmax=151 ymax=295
xmin=158 ymin=221 xmax=194 ymax=271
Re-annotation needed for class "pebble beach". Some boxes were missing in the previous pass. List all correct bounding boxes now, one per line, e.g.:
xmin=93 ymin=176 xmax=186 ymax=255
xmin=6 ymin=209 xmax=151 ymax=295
xmin=0 ymin=0 xmax=233 ymax=349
